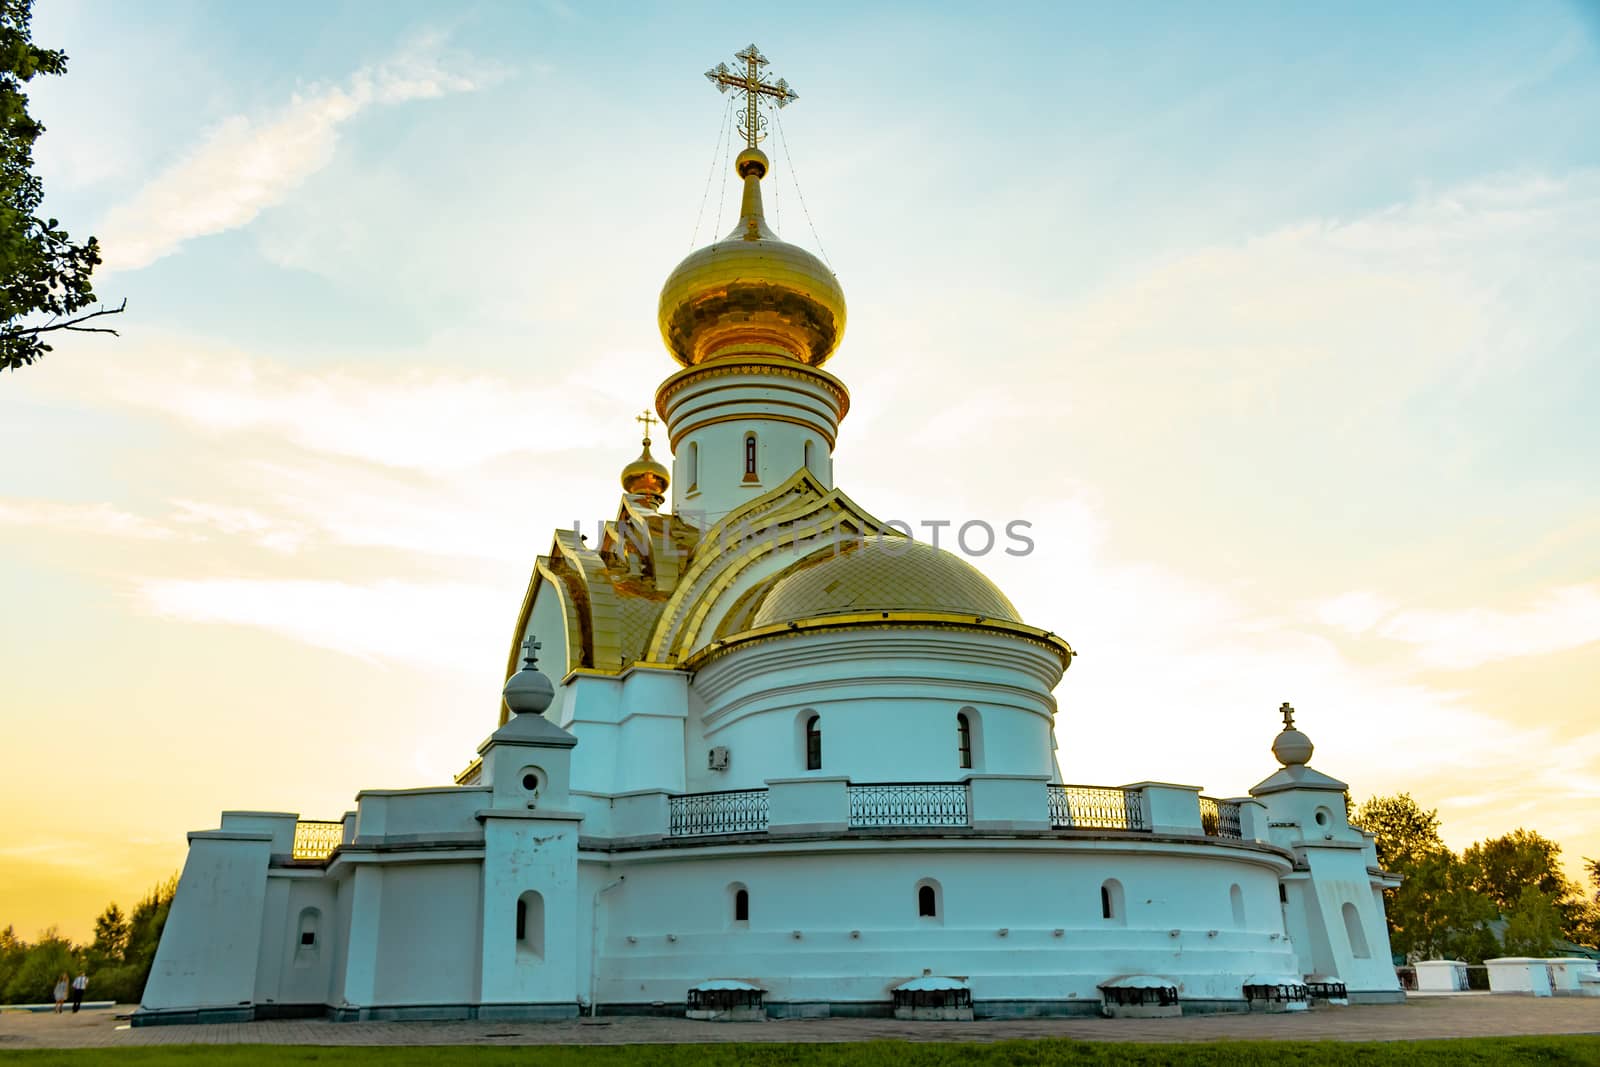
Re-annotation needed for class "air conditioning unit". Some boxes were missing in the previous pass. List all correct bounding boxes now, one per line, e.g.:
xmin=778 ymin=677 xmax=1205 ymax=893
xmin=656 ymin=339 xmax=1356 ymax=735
xmin=707 ymin=746 xmax=730 ymax=771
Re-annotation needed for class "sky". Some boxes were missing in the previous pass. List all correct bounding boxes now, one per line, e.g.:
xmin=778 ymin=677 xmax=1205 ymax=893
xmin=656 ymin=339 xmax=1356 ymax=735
xmin=3 ymin=0 xmax=1599 ymax=942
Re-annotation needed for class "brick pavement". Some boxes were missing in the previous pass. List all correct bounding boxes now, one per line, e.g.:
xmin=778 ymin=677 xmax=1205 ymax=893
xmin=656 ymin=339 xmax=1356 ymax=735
xmin=1 ymin=996 xmax=1597 ymax=1050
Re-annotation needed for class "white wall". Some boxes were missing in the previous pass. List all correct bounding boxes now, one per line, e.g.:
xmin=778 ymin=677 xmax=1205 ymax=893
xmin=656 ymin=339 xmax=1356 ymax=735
xmin=589 ymin=842 xmax=1294 ymax=1006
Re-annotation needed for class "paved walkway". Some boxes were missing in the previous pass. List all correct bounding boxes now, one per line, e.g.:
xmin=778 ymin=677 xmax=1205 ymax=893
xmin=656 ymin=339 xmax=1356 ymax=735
xmin=1 ymin=996 xmax=1597 ymax=1049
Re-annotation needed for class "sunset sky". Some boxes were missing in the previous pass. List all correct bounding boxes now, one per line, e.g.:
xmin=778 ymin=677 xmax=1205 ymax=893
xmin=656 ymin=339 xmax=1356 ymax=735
xmin=4 ymin=1 xmax=1599 ymax=941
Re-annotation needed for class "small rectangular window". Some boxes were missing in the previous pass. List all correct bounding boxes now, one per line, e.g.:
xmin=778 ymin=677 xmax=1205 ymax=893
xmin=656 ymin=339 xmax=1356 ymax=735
xmin=300 ymin=931 xmax=315 ymax=946
xmin=516 ymin=899 xmax=527 ymax=941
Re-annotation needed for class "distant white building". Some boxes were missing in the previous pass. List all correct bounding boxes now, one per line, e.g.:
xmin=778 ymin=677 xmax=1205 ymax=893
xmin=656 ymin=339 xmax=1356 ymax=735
xmin=136 ymin=50 xmax=1402 ymax=1025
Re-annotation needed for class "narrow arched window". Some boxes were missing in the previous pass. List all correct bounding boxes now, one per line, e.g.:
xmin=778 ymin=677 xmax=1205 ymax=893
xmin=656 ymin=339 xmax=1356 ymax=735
xmin=1230 ymin=884 xmax=1245 ymax=928
xmin=744 ymin=434 xmax=758 ymax=480
xmin=1100 ymin=879 xmax=1124 ymax=924
xmin=735 ymin=889 xmax=749 ymax=922
xmin=803 ymin=439 xmax=814 ymax=475
xmin=687 ymin=441 xmax=698 ymax=490
xmin=919 ymin=885 xmax=937 ymax=918
xmin=805 ymin=714 xmax=822 ymax=770
xmin=957 ymin=712 xmax=973 ymax=770
xmin=1343 ymin=901 xmax=1370 ymax=959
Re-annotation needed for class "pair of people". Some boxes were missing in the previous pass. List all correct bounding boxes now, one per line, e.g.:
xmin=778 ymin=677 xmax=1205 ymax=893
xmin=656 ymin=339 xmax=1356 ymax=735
xmin=51 ymin=972 xmax=89 ymax=1013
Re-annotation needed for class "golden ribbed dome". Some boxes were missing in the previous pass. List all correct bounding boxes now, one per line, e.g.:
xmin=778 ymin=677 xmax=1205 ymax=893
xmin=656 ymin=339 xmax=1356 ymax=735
xmin=752 ymin=539 xmax=1021 ymax=628
xmin=620 ymin=436 xmax=669 ymax=507
xmin=658 ymin=147 xmax=846 ymax=368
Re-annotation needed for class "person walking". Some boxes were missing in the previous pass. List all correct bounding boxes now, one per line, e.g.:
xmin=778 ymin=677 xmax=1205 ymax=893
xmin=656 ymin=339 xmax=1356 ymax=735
xmin=70 ymin=971 xmax=88 ymax=1013
xmin=52 ymin=973 xmax=68 ymax=1014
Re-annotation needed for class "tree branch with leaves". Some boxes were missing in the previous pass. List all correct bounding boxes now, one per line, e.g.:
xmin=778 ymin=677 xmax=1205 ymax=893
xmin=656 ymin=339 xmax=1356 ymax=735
xmin=1 ymin=0 xmax=123 ymax=372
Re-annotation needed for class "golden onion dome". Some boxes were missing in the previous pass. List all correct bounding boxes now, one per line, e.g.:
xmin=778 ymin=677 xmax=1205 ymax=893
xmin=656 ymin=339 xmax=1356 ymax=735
xmin=751 ymin=539 xmax=1022 ymax=628
xmin=620 ymin=435 xmax=669 ymax=507
xmin=658 ymin=146 xmax=846 ymax=368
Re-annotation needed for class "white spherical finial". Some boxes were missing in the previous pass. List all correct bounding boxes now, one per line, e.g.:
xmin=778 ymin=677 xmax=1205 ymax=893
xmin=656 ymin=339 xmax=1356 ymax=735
xmin=503 ymin=635 xmax=554 ymax=716
xmin=1272 ymin=701 xmax=1313 ymax=765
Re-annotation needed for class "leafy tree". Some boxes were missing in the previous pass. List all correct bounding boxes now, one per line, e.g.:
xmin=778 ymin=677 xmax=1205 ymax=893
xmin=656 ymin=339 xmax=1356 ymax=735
xmin=1502 ymin=885 xmax=1566 ymax=957
xmin=1351 ymin=792 xmax=1447 ymax=871
xmin=89 ymin=902 xmax=128 ymax=965
xmin=0 ymin=927 xmax=73 ymax=1003
xmin=1 ymin=0 xmax=123 ymax=372
xmin=1461 ymin=829 xmax=1579 ymax=934
xmin=1380 ymin=848 xmax=1498 ymax=962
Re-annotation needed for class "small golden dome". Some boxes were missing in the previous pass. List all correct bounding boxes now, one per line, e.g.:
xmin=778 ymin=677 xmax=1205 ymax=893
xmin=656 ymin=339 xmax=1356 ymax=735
xmin=658 ymin=150 xmax=846 ymax=368
xmin=751 ymin=539 xmax=1021 ymax=627
xmin=621 ymin=436 xmax=669 ymax=507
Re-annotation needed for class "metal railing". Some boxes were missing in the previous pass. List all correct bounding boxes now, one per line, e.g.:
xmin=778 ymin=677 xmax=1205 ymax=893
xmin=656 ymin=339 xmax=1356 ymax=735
xmin=291 ymin=820 xmax=345 ymax=861
xmin=1200 ymin=796 xmax=1243 ymax=839
xmin=668 ymin=788 xmax=770 ymax=837
xmin=1048 ymin=785 xmax=1147 ymax=831
xmin=848 ymin=782 xmax=970 ymax=828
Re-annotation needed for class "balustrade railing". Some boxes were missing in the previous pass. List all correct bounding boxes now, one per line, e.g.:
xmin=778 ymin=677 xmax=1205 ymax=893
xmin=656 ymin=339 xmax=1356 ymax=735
xmin=668 ymin=789 xmax=770 ymax=837
xmin=848 ymin=782 xmax=970 ymax=828
xmin=1200 ymin=796 xmax=1243 ymax=839
xmin=1048 ymin=785 xmax=1146 ymax=831
xmin=292 ymin=820 xmax=345 ymax=861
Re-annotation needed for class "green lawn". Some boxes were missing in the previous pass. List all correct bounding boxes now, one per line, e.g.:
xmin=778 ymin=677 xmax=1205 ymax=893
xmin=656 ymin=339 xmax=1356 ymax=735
xmin=5 ymin=1039 xmax=1600 ymax=1066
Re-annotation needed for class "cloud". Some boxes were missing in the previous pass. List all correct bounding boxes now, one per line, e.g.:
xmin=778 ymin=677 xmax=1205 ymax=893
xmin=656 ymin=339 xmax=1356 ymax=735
xmin=0 ymin=499 xmax=178 ymax=541
xmin=138 ymin=577 xmax=504 ymax=675
xmin=97 ymin=33 xmax=493 ymax=271
xmin=92 ymin=344 xmax=620 ymax=474
xmin=1374 ymin=584 xmax=1600 ymax=670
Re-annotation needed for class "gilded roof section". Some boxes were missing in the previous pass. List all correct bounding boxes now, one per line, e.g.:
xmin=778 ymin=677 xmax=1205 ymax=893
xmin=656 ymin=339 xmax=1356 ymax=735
xmin=751 ymin=539 xmax=1021 ymax=627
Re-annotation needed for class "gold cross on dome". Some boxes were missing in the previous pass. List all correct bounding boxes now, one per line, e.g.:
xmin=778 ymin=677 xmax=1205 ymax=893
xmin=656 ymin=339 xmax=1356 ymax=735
xmin=704 ymin=43 xmax=799 ymax=149
xmin=636 ymin=410 xmax=657 ymax=443
xmin=1280 ymin=702 xmax=1296 ymax=729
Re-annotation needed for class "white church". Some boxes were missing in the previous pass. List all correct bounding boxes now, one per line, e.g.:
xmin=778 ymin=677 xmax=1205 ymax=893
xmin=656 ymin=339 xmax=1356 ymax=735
xmin=136 ymin=46 xmax=1401 ymax=1026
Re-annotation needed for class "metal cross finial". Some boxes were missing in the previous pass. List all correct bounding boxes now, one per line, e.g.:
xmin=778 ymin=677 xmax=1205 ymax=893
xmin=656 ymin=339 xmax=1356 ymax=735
xmin=520 ymin=634 xmax=542 ymax=669
xmin=636 ymin=410 xmax=657 ymax=444
xmin=1280 ymin=702 xmax=1296 ymax=729
xmin=704 ymin=42 xmax=799 ymax=149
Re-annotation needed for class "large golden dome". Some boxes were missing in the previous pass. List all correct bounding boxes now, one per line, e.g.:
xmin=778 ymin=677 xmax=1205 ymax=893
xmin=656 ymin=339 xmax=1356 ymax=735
xmin=658 ymin=147 xmax=846 ymax=368
xmin=752 ymin=539 xmax=1022 ymax=628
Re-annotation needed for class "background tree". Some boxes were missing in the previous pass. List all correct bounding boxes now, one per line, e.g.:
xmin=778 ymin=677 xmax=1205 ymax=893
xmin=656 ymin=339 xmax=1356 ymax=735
xmin=0 ymin=926 xmax=74 ymax=1003
xmin=1 ymin=0 xmax=122 ymax=372
xmin=1501 ymin=885 xmax=1566 ymax=956
xmin=88 ymin=903 xmax=128 ymax=966
xmin=1461 ymin=829 xmax=1573 ymax=911
xmin=1350 ymin=792 xmax=1446 ymax=871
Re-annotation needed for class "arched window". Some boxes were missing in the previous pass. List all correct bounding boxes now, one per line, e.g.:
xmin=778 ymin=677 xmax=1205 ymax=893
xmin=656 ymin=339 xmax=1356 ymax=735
xmin=687 ymin=442 xmax=698 ymax=490
xmin=743 ymin=434 xmax=759 ymax=481
xmin=517 ymin=890 xmax=545 ymax=958
xmin=1100 ymin=879 xmax=1125 ymax=924
xmin=1342 ymin=901 xmax=1370 ymax=959
xmin=735 ymin=888 xmax=750 ymax=923
xmin=803 ymin=439 xmax=814 ymax=475
xmin=957 ymin=712 xmax=973 ymax=770
xmin=805 ymin=714 xmax=822 ymax=770
xmin=1230 ymin=884 xmax=1245 ymax=929
xmin=916 ymin=879 xmax=942 ymax=920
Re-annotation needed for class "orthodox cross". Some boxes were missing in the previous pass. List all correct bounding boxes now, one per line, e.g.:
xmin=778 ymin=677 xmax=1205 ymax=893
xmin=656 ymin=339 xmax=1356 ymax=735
xmin=636 ymin=410 xmax=657 ymax=443
xmin=704 ymin=43 xmax=799 ymax=149
xmin=1279 ymin=702 xmax=1296 ymax=729
xmin=520 ymin=634 xmax=542 ymax=669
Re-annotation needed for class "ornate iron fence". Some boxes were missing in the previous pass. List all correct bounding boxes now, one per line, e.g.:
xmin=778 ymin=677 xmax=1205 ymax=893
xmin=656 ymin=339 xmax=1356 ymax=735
xmin=668 ymin=789 xmax=770 ymax=837
xmin=1048 ymin=785 xmax=1146 ymax=831
xmin=848 ymin=783 xmax=970 ymax=828
xmin=1200 ymin=796 xmax=1243 ymax=839
xmin=292 ymin=820 xmax=345 ymax=861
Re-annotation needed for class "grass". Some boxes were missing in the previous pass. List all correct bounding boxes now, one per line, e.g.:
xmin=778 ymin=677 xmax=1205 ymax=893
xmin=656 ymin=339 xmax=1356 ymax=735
xmin=4 ymin=1039 xmax=1600 ymax=1066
